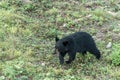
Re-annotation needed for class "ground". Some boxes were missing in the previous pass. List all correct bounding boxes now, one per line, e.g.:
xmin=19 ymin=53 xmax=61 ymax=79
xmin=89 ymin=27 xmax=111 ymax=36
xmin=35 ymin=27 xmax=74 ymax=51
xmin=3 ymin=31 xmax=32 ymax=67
xmin=0 ymin=0 xmax=120 ymax=80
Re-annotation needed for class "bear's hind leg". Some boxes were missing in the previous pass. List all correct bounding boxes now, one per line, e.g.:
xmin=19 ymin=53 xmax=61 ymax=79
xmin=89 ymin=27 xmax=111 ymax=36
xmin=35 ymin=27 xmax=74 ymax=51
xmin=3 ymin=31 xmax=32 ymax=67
xmin=88 ymin=48 xmax=101 ymax=59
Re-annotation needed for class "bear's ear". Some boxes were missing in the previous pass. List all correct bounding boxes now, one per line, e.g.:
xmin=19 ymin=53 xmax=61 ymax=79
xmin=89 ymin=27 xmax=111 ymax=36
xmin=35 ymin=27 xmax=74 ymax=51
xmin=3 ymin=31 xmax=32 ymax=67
xmin=55 ymin=36 xmax=59 ymax=42
xmin=63 ymin=41 xmax=69 ymax=46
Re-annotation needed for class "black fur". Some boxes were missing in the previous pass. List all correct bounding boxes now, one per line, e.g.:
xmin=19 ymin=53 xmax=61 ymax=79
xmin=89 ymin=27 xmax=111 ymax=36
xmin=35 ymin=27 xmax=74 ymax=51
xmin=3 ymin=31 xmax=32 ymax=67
xmin=55 ymin=32 xmax=101 ymax=64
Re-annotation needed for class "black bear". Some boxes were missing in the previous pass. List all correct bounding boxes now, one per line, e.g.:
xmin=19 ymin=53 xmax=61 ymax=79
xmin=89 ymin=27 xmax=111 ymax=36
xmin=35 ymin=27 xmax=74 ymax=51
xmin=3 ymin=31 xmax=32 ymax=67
xmin=54 ymin=32 xmax=101 ymax=64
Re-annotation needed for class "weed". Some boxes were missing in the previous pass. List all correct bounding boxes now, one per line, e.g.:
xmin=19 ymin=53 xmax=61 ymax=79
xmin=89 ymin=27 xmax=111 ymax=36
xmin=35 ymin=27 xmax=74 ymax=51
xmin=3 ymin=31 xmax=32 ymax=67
xmin=110 ymin=43 xmax=120 ymax=66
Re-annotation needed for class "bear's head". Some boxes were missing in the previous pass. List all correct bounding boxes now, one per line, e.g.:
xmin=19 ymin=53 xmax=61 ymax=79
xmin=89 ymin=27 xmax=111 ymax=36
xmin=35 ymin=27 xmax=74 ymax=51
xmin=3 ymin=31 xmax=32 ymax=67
xmin=54 ymin=36 xmax=69 ymax=54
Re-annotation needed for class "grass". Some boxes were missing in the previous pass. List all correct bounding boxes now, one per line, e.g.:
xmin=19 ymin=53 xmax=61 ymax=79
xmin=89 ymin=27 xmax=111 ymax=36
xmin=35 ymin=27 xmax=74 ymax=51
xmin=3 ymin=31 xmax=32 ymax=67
xmin=0 ymin=0 xmax=120 ymax=80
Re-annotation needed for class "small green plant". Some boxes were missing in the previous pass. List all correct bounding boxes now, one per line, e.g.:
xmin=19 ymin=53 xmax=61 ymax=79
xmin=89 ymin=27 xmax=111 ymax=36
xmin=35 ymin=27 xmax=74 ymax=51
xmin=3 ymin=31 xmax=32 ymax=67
xmin=110 ymin=43 xmax=120 ymax=66
xmin=23 ymin=3 xmax=36 ymax=11
xmin=7 ymin=0 xmax=22 ymax=6
xmin=0 ymin=0 xmax=10 ymax=9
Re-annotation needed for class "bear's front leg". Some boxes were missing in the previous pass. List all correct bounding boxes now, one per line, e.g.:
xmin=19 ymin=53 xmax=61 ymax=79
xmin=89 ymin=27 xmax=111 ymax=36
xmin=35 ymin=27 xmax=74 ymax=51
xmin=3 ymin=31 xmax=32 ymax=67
xmin=59 ymin=53 xmax=66 ymax=64
xmin=59 ymin=54 xmax=64 ymax=64
xmin=66 ymin=52 xmax=76 ymax=64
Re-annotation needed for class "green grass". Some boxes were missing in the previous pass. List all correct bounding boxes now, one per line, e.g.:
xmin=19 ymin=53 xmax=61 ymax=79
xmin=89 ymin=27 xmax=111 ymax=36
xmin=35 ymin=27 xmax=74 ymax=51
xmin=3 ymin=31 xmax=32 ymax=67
xmin=0 ymin=0 xmax=120 ymax=80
